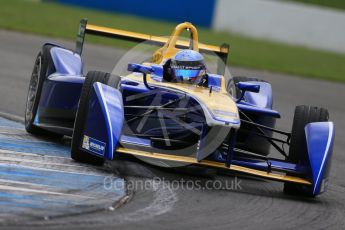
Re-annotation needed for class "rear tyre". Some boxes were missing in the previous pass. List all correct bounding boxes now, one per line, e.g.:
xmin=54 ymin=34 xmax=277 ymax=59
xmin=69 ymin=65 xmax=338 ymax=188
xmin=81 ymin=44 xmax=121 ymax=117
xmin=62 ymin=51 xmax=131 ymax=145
xmin=71 ymin=71 xmax=121 ymax=165
xmin=284 ymin=105 xmax=329 ymax=196
xmin=25 ymin=45 xmax=62 ymax=138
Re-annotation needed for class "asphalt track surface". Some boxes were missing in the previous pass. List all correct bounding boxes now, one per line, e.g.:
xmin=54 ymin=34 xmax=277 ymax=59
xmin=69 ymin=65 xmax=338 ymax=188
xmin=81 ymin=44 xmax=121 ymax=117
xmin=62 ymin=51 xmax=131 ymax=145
xmin=0 ymin=30 xmax=345 ymax=230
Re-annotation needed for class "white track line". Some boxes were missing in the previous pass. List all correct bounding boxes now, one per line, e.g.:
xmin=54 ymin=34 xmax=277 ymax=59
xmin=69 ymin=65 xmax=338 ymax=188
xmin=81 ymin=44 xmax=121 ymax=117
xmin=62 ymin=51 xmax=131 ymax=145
xmin=0 ymin=161 xmax=109 ymax=177
xmin=0 ymin=178 xmax=50 ymax=188
xmin=0 ymin=152 xmax=110 ymax=177
xmin=0 ymin=111 xmax=24 ymax=123
xmin=0 ymin=185 xmax=96 ymax=199
xmin=0 ymin=148 xmax=70 ymax=159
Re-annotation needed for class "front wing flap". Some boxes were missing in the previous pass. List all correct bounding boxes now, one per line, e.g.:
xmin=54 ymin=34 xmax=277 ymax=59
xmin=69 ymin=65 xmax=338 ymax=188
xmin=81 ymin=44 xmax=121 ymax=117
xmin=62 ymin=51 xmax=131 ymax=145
xmin=305 ymin=122 xmax=335 ymax=195
xmin=81 ymin=82 xmax=124 ymax=160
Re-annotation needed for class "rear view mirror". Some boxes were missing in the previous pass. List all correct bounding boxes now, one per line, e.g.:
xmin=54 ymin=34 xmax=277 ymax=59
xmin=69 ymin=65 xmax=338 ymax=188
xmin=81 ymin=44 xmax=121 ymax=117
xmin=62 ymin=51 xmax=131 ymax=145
xmin=128 ymin=63 xmax=153 ymax=74
xmin=127 ymin=63 xmax=155 ymax=90
xmin=236 ymin=82 xmax=260 ymax=93
xmin=236 ymin=82 xmax=260 ymax=102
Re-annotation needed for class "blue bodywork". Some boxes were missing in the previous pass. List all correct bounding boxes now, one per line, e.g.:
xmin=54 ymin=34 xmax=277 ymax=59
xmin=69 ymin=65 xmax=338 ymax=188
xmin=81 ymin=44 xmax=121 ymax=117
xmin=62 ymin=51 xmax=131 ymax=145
xmin=305 ymin=122 xmax=335 ymax=195
xmin=31 ymin=44 xmax=335 ymax=196
xmin=238 ymin=81 xmax=279 ymax=117
xmin=35 ymin=45 xmax=85 ymax=134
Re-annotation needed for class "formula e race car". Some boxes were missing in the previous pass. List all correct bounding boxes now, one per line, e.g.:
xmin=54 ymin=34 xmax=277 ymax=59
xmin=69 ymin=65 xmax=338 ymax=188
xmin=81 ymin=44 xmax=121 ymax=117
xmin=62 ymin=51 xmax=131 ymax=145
xmin=25 ymin=19 xmax=335 ymax=197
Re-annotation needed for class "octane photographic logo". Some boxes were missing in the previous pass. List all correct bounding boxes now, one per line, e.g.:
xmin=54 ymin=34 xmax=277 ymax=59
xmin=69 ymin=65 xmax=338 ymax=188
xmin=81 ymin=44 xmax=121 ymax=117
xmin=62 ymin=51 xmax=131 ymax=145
xmin=104 ymin=175 xmax=242 ymax=192
xmin=112 ymin=36 xmax=235 ymax=167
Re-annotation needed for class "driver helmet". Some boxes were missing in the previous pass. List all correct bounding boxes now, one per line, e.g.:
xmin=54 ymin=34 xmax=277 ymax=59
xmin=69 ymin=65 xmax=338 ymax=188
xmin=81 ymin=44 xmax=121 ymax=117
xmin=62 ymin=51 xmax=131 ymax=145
xmin=170 ymin=50 xmax=206 ymax=84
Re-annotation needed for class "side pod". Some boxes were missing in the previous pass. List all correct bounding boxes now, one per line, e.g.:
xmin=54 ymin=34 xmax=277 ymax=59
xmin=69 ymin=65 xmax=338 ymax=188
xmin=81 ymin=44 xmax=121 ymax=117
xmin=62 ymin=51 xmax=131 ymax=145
xmin=82 ymin=82 xmax=124 ymax=160
xmin=305 ymin=122 xmax=335 ymax=196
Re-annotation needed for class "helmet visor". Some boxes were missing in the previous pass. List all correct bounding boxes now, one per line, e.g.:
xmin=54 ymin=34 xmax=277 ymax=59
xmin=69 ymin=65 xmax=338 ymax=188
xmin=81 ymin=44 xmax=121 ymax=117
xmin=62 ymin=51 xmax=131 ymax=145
xmin=170 ymin=60 xmax=206 ymax=84
xmin=172 ymin=69 xmax=205 ymax=83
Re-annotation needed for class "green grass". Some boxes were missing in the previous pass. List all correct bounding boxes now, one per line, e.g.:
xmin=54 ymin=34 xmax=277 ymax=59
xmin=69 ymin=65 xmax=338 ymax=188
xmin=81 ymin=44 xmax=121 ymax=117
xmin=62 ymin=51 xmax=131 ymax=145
xmin=289 ymin=0 xmax=345 ymax=10
xmin=1 ymin=0 xmax=345 ymax=82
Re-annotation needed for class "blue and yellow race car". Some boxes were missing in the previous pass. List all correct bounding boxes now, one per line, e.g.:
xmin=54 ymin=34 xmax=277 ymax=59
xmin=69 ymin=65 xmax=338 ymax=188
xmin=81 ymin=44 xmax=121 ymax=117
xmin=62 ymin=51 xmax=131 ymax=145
xmin=25 ymin=19 xmax=335 ymax=197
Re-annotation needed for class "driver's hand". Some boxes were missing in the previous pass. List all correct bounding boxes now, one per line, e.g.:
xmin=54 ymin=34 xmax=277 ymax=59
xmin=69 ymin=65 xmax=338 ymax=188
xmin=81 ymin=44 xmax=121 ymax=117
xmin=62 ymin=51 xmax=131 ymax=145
xmin=198 ymin=75 xmax=208 ymax=87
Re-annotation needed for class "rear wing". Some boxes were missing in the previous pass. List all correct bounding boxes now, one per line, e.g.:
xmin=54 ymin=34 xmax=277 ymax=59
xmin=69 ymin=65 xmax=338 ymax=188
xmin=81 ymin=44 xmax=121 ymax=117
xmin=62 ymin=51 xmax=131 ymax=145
xmin=75 ymin=19 xmax=230 ymax=74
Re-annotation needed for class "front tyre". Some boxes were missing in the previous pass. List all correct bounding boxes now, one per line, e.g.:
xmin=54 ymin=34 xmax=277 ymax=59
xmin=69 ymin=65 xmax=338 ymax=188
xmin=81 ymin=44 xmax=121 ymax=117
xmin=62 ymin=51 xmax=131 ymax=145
xmin=284 ymin=105 xmax=329 ymax=197
xmin=25 ymin=45 xmax=62 ymax=137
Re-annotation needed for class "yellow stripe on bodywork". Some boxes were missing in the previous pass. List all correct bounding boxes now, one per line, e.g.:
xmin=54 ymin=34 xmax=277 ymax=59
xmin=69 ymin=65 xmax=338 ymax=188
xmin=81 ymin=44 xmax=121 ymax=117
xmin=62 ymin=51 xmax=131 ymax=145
xmin=117 ymin=147 xmax=312 ymax=185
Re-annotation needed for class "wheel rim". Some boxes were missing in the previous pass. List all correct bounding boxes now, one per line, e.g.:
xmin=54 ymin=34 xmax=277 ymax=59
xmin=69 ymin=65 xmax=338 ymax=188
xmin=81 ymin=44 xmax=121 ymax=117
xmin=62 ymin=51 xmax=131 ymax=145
xmin=25 ymin=55 xmax=42 ymax=123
